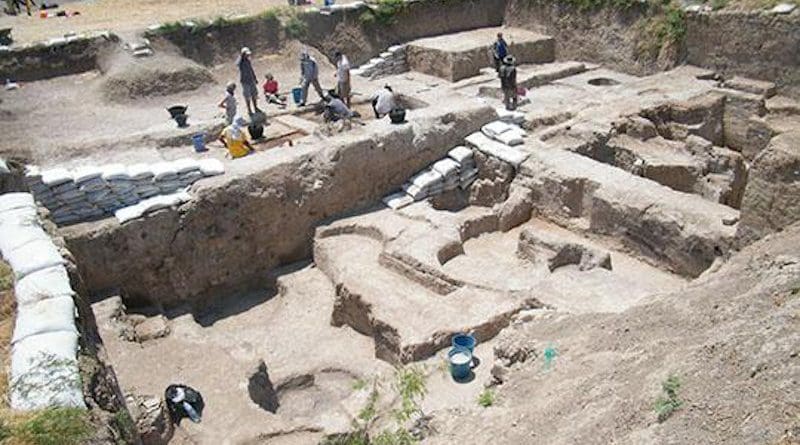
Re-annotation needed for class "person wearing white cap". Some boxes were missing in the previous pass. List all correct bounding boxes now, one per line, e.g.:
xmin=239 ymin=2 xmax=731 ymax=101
xmin=299 ymin=49 xmax=324 ymax=107
xmin=236 ymin=47 xmax=260 ymax=115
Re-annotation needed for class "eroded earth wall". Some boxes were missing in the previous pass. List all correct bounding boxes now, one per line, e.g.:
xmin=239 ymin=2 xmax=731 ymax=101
xmin=685 ymin=11 xmax=800 ymax=99
xmin=62 ymin=101 xmax=496 ymax=308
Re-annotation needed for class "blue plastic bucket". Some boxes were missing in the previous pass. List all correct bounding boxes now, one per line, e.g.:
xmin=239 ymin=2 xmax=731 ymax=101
xmin=192 ymin=133 xmax=207 ymax=152
xmin=448 ymin=347 xmax=472 ymax=380
xmin=452 ymin=333 xmax=476 ymax=353
xmin=292 ymin=87 xmax=303 ymax=105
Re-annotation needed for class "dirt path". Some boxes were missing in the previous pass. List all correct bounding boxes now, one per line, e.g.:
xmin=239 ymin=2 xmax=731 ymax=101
xmin=0 ymin=0 xmax=356 ymax=44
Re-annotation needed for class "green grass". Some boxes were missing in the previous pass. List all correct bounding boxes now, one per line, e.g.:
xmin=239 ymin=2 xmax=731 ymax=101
xmin=477 ymin=389 xmax=496 ymax=408
xmin=357 ymin=387 xmax=379 ymax=423
xmin=636 ymin=1 xmax=686 ymax=60
xmin=654 ymin=375 xmax=683 ymax=422
xmin=9 ymin=408 xmax=91 ymax=445
xmin=352 ymin=378 xmax=368 ymax=391
xmin=359 ymin=0 xmax=408 ymax=26
xmin=393 ymin=366 xmax=426 ymax=423
xmin=283 ymin=14 xmax=309 ymax=39
xmin=372 ymin=428 xmax=416 ymax=445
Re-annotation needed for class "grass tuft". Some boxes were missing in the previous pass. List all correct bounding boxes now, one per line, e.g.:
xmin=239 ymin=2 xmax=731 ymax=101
xmin=477 ymin=388 xmax=496 ymax=408
xmin=654 ymin=374 xmax=683 ymax=422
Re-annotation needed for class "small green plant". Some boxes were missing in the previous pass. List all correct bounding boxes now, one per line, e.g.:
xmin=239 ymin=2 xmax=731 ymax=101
xmin=372 ymin=428 xmax=416 ymax=445
xmin=13 ymin=408 xmax=91 ymax=445
xmin=636 ymin=1 xmax=687 ymax=59
xmin=359 ymin=0 xmax=407 ymax=26
xmin=393 ymin=366 xmax=426 ymax=423
xmin=352 ymin=378 xmax=368 ymax=391
xmin=283 ymin=14 xmax=308 ymax=39
xmin=654 ymin=374 xmax=683 ymax=422
xmin=357 ymin=386 xmax=380 ymax=423
xmin=477 ymin=388 xmax=496 ymax=407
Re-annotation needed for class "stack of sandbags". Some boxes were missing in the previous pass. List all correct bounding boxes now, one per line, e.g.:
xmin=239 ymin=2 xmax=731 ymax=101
xmin=128 ymin=164 xmax=159 ymax=199
xmin=495 ymin=107 xmax=526 ymax=126
xmin=0 ymin=192 xmax=85 ymax=410
xmin=465 ymin=131 xmax=529 ymax=169
xmin=151 ymin=162 xmax=181 ymax=194
xmin=431 ymin=158 xmax=460 ymax=192
xmin=481 ymin=120 xmax=526 ymax=146
xmin=40 ymin=168 xmax=83 ymax=225
xmin=447 ymin=146 xmax=478 ymax=189
xmin=404 ymin=169 xmax=443 ymax=201
xmin=102 ymin=164 xmax=138 ymax=207
xmin=172 ymin=158 xmax=203 ymax=187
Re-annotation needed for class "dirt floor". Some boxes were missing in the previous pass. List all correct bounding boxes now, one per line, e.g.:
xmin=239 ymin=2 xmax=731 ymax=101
xmin=0 ymin=0 xmax=356 ymax=44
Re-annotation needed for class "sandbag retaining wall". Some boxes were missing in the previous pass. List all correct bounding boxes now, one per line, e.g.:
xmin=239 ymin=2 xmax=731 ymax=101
xmin=62 ymin=99 xmax=497 ymax=309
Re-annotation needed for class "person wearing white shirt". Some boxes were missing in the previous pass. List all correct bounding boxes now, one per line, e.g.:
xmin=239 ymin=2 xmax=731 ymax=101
xmin=370 ymin=85 xmax=396 ymax=119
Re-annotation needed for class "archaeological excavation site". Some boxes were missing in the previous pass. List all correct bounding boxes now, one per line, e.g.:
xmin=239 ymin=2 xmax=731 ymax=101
xmin=0 ymin=0 xmax=799 ymax=443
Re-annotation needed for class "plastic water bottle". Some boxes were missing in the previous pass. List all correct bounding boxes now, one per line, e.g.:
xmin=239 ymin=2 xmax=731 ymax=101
xmin=182 ymin=401 xmax=201 ymax=423
xmin=543 ymin=344 xmax=557 ymax=371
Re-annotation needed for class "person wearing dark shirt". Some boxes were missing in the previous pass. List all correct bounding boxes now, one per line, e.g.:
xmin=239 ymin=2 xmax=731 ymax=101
xmin=237 ymin=47 xmax=260 ymax=115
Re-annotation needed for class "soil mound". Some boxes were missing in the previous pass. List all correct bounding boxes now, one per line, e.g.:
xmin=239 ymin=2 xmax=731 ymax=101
xmin=99 ymin=51 xmax=215 ymax=102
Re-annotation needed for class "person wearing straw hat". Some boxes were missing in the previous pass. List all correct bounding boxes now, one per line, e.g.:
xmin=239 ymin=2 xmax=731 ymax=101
xmin=499 ymin=55 xmax=518 ymax=111
xmin=237 ymin=47 xmax=260 ymax=115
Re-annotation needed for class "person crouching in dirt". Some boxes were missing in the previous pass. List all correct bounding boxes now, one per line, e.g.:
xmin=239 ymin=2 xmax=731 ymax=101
xmin=323 ymin=90 xmax=356 ymax=123
xmin=165 ymin=384 xmax=204 ymax=424
xmin=499 ymin=55 xmax=518 ymax=111
xmin=218 ymin=115 xmax=254 ymax=159
xmin=237 ymin=47 xmax=260 ymax=115
xmin=218 ymin=82 xmax=238 ymax=125
xmin=262 ymin=73 xmax=287 ymax=108
xmin=370 ymin=85 xmax=396 ymax=119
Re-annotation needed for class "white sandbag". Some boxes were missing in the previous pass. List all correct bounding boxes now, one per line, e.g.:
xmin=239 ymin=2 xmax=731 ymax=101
xmin=100 ymin=163 xmax=130 ymax=181
xmin=0 ymin=157 xmax=9 ymax=175
xmin=402 ymin=183 xmax=427 ymax=201
xmin=135 ymin=191 xmax=190 ymax=217
xmin=15 ymin=266 xmax=74 ymax=307
xmin=72 ymin=166 xmax=103 ymax=184
xmin=495 ymin=107 xmax=525 ymax=125
xmin=465 ymin=132 xmax=529 ymax=168
xmin=172 ymin=158 xmax=201 ymax=174
xmin=5 ymin=238 xmax=65 ymax=279
xmin=151 ymin=162 xmax=178 ymax=181
xmin=409 ymin=169 xmax=443 ymax=191
xmin=0 ymin=224 xmax=50 ymax=255
xmin=0 ymin=193 xmax=35 ymax=214
xmin=198 ymin=158 xmax=225 ymax=176
xmin=382 ymin=192 xmax=414 ymax=210
xmin=496 ymin=127 xmax=525 ymax=146
xmin=481 ymin=120 xmax=514 ymax=139
xmin=114 ymin=203 xmax=144 ymax=224
xmin=432 ymin=158 xmax=460 ymax=178
xmin=40 ymin=168 xmax=72 ymax=187
xmin=10 ymin=331 xmax=85 ymax=410
xmin=127 ymin=163 xmax=154 ymax=180
xmin=448 ymin=146 xmax=473 ymax=164
xmin=12 ymin=296 xmax=77 ymax=344
xmin=0 ymin=205 xmax=38 ymax=227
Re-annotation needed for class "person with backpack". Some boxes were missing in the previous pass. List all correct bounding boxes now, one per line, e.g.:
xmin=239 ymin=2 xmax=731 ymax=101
xmin=499 ymin=55 xmax=518 ymax=111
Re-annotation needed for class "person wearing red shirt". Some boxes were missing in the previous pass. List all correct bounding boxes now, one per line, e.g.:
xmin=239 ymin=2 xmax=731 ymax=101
xmin=262 ymin=73 xmax=286 ymax=108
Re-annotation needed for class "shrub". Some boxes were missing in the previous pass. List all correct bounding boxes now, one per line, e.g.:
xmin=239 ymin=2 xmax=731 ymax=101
xmin=283 ymin=15 xmax=308 ymax=39
xmin=359 ymin=0 xmax=407 ymax=26
xmin=477 ymin=389 xmax=496 ymax=407
xmin=654 ymin=374 xmax=683 ymax=422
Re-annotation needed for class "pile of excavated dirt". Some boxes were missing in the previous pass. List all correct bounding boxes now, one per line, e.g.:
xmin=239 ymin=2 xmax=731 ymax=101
xmin=99 ymin=50 xmax=216 ymax=102
xmin=426 ymin=222 xmax=800 ymax=445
